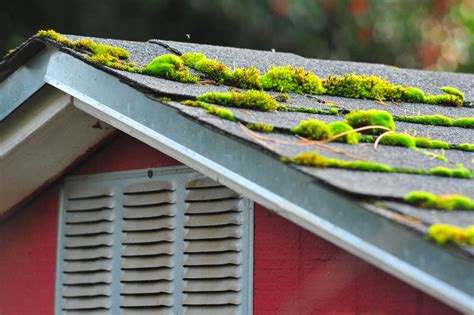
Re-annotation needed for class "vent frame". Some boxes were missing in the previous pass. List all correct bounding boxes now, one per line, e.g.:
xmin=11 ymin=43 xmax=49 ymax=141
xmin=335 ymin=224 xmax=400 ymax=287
xmin=55 ymin=166 xmax=253 ymax=315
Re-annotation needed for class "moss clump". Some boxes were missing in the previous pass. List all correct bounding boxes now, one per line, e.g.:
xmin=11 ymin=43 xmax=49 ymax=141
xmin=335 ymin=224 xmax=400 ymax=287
xmin=37 ymin=29 xmax=139 ymax=72
xmin=284 ymin=152 xmax=393 ymax=172
xmin=428 ymin=224 xmax=474 ymax=246
xmin=143 ymin=54 xmax=199 ymax=83
xmin=227 ymin=67 xmax=262 ymax=89
xmin=346 ymin=109 xmax=396 ymax=134
xmin=404 ymin=191 xmax=474 ymax=210
xmin=37 ymin=29 xmax=73 ymax=46
xmin=453 ymin=143 xmax=474 ymax=152
xmin=394 ymin=115 xmax=474 ymax=129
xmin=323 ymin=74 xmax=403 ymax=101
xmin=246 ymin=122 xmax=274 ymax=133
xmin=181 ymin=52 xmax=231 ymax=82
xmin=181 ymin=100 xmax=236 ymax=121
xmin=260 ymin=66 xmax=326 ymax=95
xmin=291 ymin=119 xmax=330 ymax=140
xmin=285 ymin=107 xmax=340 ymax=115
xmin=275 ymin=93 xmax=290 ymax=103
xmin=197 ymin=90 xmax=281 ymax=111
xmin=284 ymin=152 xmax=473 ymax=178
xmin=327 ymin=122 xmax=360 ymax=144
xmin=379 ymin=133 xmax=416 ymax=148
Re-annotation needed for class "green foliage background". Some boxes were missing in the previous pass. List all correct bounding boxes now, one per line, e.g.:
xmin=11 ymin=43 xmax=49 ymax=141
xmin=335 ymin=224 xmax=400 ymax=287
xmin=1 ymin=0 xmax=473 ymax=72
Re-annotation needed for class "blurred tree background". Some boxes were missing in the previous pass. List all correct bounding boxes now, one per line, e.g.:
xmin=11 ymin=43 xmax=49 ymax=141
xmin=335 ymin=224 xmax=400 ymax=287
xmin=1 ymin=0 xmax=473 ymax=72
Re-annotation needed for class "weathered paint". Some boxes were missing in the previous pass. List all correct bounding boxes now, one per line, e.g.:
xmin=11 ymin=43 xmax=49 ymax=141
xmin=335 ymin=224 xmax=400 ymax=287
xmin=0 ymin=132 xmax=458 ymax=314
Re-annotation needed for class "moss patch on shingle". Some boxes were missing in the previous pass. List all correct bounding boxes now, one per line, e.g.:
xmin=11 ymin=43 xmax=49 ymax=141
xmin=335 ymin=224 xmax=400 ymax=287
xmin=428 ymin=224 xmax=474 ymax=246
xmin=404 ymin=191 xmax=474 ymax=210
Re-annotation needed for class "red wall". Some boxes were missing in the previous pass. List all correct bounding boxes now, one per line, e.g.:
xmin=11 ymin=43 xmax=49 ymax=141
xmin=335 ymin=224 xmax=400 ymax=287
xmin=0 ymin=133 xmax=458 ymax=314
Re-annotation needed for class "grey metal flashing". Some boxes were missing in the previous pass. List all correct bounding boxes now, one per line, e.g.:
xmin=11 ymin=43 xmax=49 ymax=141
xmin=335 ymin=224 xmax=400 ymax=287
xmin=4 ymin=47 xmax=474 ymax=312
xmin=0 ymin=47 xmax=51 ymax=120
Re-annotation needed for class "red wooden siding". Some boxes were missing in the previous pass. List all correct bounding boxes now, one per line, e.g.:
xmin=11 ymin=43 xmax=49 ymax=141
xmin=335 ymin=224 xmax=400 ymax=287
xmin=0 ymin=132 xmax=458 ymax=314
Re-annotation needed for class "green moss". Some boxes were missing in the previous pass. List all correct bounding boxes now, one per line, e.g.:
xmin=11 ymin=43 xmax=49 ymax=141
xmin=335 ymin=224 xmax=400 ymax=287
xmin=285 ymin=107 xmax=340 ymax=115
xmin=404 ymin=87 xmax=426 ymax=103
xmin=37 ymin=29 xmax=139 ymax=72
xmin=394 ymin=115 xmax=474 ymax=129
xmin=181 ymin=100 xmax=236 ymax=121
xmin=428 ymin=224 xmax=473 ymax=246
xmin=275 ymin=93 xmax=290 ymax=103
xmin=323 ymin=74 xmax=404 ymax=101
xmin=260 ymin=66 xmax=326 ymax=94
xmin=227 ymin=67 xmax=262 ymax=89
xmin=404 ymin=191 xmax=474 ymax=210
xmin=453 ymin=143 xmax=474 ymax=152
xmin=283 ymin=152 xmax=393 ymax=172
xmin=430 ymin=140 xmax=450 ymax=150
xmin=197 ymin=90 xmax=281 ymax=111
xmin=143 ymin=54 xmax=199 ymax=83
xmin=37 ymin=29 xmax=73 ymax=46
xmin=379 ymin=133 xmax=416 ymax=148
xmin=452 ymin=117 xmax=474 ymax=128
xmin=181 ymin=52 xmax=231 ymax=83
xmin=246 ymin=122 xmax=275 ymax=133
xmin=283 ymin=152 xmax=473 ymax=178
xmin=291 ymin=119 xmax=330 ymax=140
xmin=440 ymin=86 xmax=465 ymax=103
xmin=346 ymin=109 xmax=396 ymax=134
xmin=327 ymin=121 xmax=360 ymax=144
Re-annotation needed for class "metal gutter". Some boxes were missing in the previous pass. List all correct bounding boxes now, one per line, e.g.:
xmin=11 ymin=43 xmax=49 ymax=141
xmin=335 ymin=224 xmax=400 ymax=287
xmin=2 ymin=47 xmax=473 ymax=312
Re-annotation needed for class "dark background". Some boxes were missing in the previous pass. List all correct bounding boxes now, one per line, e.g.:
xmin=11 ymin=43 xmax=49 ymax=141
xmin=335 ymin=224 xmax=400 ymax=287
xmin=1 ymin=0 xmax=473 ymax=72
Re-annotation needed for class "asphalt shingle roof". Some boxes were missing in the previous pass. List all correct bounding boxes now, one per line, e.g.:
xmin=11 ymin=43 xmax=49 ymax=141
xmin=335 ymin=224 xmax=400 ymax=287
xmin=2 ymin=34 xmax=473 ymax=250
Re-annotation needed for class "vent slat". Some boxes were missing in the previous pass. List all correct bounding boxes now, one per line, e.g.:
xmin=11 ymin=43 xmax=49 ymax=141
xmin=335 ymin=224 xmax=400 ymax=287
xmin=184 ymin=252 xmax=242 ymax=266
xmin=122 ymin=256 xmax=174 ymax=269
xmin=67 ymin=187 xmax=114 ymax=200
xmin=186 ymin=188 xmax=239 ymax=201
xmin=123 ymin=217 xmax=175 ymax=231
xmin=184 ymin=279 xmax=241 ymax=292
xmin=183 ymin=305 xmax=240 ymax=315
xmin=121 ymin=295 xmax=173 ymax=307
xmin=67 ymin=198 xmax=114 ymax=211
xmin=64 ymin=310 xmax=110 ymax=315
xmin=64 ymin=260 xmax=111 ymax=273
xmin=184 ymin=266 xmax=242 ymax=279
xmin=186 ymin=199 xmax=242 ymax=214
xmin=62 ymin=296 xmax=110 ymax=310
xmin=123 ymin=230 xmax=175 ymax=244
xmin=122 ymin=282 xmax=174 ymax=294
xmin=122 ymin=269 xmax=174 ymax=282
xmin=186 ymin=178 xmax=221 ymax=188
xmin=65 ymin=222 xmax=113 ymax=236
xmin=123 ymin=192 xmax=175 ymax=207
xmin=185 ymin=213 xmax=242 ymax=227
xmin=63 ymin=284 xmax=111 ymax=297
xmin=63 ymin=271 xmax=111 ymax=285
xmin=65 ymin=210 xmax=114 ymax=224
xmin=185 ymin=239 xmax=242 ymax=253
xmin=121 ymin=308 xmax=173 ymax=315
xmin=183 ymin=292 xmax=241 ymax=305
xmin=123 ymin=204 xmax=176 ymax=219
xmin=64 ymin=247 xmax=112 ymax=260
xmin=124 ymin=181 xmax=175 ymax=194
xmin=185 ymin=226 xmax=242 ymax=240
xmin=123 ymin=243 xmax=174 ymax=256
xmin=65 ymin=234 xmax=113 ymax=248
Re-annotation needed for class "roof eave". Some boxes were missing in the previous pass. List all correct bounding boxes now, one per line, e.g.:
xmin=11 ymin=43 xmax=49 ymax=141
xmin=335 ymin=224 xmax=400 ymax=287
xmin=1 ymin=45 xmax=473 ymax=313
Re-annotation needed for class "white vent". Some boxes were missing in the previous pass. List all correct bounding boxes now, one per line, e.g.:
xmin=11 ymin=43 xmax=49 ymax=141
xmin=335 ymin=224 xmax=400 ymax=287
xmin=56 ymin=167 xmax=252 ymax=315
xmin=182 ymin=177 xmax=245 ymax=315
xmin=60 ymin=186 xmax=115 ymax=314
xmin=120 ymin=181 xmax=176 ymax=314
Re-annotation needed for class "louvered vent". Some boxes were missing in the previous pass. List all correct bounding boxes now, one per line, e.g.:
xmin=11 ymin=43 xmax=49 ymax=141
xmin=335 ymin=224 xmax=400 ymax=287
xmin=183 ymin=177 xmax=245 ymax=315
xmin=60 ymin=186 xmax=115 ymax=314
xmin=120 ymin=181 xmax=177 ymax=315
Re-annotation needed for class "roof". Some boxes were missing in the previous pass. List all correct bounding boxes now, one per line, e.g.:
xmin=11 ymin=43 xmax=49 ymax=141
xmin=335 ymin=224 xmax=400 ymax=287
xmin=0 ymin=32 xmax=473 ymax=312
